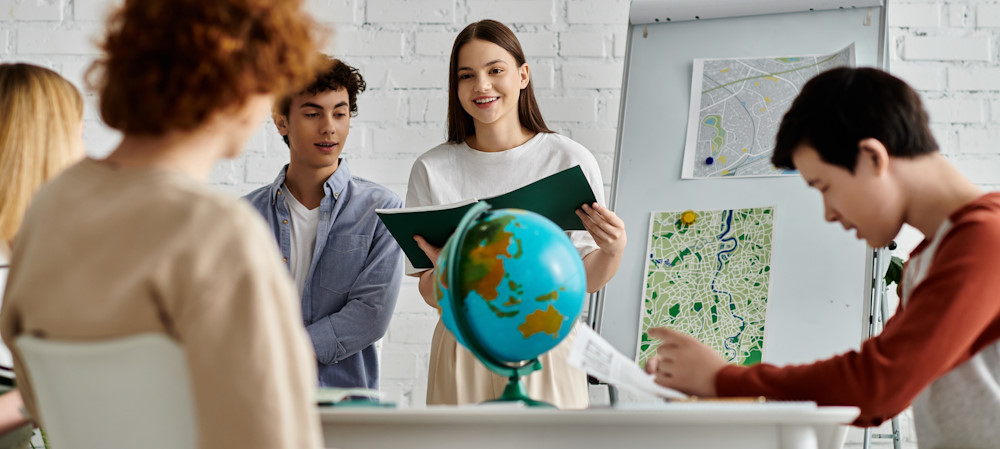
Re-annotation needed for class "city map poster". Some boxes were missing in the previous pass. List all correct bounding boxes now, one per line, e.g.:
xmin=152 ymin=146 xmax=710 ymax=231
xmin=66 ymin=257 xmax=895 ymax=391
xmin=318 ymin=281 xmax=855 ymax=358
xmin=637 ymin=207 xmax=775 ymax=369
xmin=682 ymin=44 xmax=855 ymax=179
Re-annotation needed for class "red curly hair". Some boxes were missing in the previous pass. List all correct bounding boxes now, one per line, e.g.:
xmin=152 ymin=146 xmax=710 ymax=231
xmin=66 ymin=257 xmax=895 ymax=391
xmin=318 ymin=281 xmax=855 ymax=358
xmin=88 ymin=0 xmax=325 ymax=135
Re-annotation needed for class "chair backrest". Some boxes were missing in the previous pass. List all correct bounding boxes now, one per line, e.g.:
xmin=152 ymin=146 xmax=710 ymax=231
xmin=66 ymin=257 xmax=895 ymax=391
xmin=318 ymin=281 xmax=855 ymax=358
xmin=16 ymin=333 xmax=197 ymax=449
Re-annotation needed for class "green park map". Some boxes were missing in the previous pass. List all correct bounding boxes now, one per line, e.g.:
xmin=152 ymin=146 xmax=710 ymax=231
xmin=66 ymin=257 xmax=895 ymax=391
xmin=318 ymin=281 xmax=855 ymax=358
xmin=638 ymin=207 xmax=775 ymax=368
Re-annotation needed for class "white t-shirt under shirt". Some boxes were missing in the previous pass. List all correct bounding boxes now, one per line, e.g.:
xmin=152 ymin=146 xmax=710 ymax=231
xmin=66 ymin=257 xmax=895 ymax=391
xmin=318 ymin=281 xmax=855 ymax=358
xmin=406 ymin=132 xmax=603 ymax=409
xmin=405 ymin=131 xmax=605 ymax=275
xmin=281 ymin=184 xmax=320 ymax=296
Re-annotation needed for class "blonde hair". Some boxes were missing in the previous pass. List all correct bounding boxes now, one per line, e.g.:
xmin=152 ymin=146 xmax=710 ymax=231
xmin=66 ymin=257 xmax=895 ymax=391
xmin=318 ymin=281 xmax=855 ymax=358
xmin=0 ymin=63 xmax=84 ymax=242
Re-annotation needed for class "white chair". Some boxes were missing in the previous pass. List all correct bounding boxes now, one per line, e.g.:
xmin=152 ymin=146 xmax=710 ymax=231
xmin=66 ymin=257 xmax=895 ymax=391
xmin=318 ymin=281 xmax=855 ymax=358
xmin=16 ymin=333 xmax=197 ymax=449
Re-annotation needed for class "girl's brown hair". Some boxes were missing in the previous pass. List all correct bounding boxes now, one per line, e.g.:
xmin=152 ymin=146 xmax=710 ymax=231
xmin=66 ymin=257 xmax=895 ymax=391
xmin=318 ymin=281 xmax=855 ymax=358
xmin=446 ymin=20 xmax=552 ymax=144
xmin=0 ymin=63 xmax=83 ymax=243
xmin=87 ymin=0 xmax=325 ymax=136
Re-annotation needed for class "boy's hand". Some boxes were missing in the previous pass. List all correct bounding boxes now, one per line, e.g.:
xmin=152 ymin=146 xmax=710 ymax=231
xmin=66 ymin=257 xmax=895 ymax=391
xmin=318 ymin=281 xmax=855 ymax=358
xmin=414 ymin=235 xmax=442 ymax=266
xmin=644 ymin=327 xmax=727 ymax=397
xmin=576 ymin=203 xmax=627 ymax=255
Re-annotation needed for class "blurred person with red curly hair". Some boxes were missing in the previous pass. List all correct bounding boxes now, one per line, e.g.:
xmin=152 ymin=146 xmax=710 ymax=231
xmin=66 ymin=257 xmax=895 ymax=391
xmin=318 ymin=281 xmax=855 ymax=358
xmin=0 ymin=0 xmax=327 ymax=447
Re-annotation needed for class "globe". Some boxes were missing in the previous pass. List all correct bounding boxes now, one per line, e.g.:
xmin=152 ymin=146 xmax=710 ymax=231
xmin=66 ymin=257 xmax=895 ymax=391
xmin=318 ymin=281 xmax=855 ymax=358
xmin=434 ymin=202 xmax=587 ymax=406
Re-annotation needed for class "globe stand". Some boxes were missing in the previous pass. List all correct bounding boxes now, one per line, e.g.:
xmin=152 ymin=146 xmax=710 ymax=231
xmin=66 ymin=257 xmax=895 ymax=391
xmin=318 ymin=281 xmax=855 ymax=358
xmin=446 ymin=202 xmax=555 ymax=408
xmin=492 ymin=363 xmax=553 ymax=407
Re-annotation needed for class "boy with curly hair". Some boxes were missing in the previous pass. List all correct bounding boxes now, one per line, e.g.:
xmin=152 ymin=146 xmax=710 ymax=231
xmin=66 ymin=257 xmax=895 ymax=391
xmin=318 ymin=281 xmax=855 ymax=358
xmin=245 ymin=57 xmax=403 ymax=390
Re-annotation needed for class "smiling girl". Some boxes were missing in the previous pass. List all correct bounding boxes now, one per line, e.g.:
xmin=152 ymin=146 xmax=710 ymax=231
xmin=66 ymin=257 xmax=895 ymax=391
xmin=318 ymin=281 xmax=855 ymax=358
xmin=405 ymin=19 xmax=627 ymax=409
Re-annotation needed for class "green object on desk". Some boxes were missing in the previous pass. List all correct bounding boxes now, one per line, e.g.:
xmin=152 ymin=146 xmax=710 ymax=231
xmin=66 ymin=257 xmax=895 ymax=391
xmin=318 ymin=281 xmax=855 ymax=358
xmin=376 ymin=165 xmax=598 ymax=269
xmin=315 ymin=387 xmax=393 ymax=407
xmin=320 ymin=398 xmax=396 ymax=408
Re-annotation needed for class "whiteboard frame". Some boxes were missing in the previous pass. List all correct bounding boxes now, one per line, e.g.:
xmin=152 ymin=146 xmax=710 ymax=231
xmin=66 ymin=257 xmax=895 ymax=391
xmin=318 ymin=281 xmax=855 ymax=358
xmin=596 ymin=4 xmax=887 ymax=367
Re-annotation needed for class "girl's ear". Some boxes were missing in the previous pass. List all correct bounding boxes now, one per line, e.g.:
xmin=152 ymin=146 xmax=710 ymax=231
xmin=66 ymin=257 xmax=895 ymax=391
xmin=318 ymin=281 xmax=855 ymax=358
xmin=519 ymin=63 xmax=530 ymax=90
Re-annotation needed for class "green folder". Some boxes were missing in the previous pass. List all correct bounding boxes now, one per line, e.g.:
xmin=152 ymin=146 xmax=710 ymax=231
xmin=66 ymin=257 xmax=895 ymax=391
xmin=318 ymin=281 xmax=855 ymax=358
xmin=376 ymin=165 xmax=599 ymax=270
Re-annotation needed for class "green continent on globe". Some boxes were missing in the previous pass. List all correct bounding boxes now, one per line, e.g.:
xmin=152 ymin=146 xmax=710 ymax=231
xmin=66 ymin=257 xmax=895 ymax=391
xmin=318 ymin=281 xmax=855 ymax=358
xmin=459 ymin=214 xmax=520 ymax=318
xmin=518 ymin=305 xmax=565 ymax=338
xmin=535 ymin=290 xmax=559 ymax=302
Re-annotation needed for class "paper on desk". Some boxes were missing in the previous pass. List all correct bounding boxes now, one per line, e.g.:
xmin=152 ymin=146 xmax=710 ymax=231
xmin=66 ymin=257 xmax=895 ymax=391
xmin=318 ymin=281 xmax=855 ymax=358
xmin=568 ymin=325 xmax=687 ymax=400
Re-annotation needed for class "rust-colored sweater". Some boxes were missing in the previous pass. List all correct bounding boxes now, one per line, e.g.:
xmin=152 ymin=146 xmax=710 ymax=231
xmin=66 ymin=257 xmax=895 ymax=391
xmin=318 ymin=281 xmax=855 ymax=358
xmin=715 ymin=193 xmax=1000 ymax=428
xmin=1 ymin=159 xmax=322 ymax=448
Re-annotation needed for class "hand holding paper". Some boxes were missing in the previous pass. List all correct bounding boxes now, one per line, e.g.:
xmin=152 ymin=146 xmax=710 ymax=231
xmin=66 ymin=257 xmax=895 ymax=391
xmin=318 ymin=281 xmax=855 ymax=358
xmin=644 ymin=327 xmax=727 ymax=397
xmin=568 ymin=325 xmax=686 ymax=400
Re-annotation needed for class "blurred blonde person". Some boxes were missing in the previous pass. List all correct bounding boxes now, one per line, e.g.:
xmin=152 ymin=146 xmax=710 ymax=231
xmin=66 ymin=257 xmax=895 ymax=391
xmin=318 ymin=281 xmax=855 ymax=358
xmin=0 ymin=63 xmax=84 ymax=449
xmin=0 ymin=62 xmax=84 ymax=248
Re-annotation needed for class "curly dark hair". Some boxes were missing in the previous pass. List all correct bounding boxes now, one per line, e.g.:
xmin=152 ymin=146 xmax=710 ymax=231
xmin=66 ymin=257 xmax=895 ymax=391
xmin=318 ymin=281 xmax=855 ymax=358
xmin=274 ymin=56 xmax=366 ymax=117
xmin=274 ymin=56 xmax=366 ymax=145
xmin=87 ymin=0 xmax=325 ymax=135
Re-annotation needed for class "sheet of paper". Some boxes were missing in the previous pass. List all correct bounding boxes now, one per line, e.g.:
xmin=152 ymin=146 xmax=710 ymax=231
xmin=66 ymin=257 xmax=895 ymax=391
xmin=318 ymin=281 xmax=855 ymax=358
xmin=568 ymin=325 xmax=687 ymax=400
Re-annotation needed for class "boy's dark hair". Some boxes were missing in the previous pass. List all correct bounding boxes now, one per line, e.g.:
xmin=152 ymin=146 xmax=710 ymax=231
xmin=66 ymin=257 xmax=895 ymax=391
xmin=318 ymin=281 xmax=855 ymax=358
xmin=274 ymin=56 xmax=366 ymax=145
xmin=772 ymin=67 xmax=938 ymax=172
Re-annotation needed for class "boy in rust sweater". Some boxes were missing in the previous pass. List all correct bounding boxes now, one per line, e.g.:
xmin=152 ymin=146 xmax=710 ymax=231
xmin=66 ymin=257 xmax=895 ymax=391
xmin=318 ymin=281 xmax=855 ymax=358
xmin=645 ymin=67 xmax=1000 ymax=448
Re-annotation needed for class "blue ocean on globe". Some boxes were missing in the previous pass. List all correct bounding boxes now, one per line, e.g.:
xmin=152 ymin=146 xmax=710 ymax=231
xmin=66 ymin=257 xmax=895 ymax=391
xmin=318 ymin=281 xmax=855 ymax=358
xmin=434 ymin=208 xmax=586 ymax=363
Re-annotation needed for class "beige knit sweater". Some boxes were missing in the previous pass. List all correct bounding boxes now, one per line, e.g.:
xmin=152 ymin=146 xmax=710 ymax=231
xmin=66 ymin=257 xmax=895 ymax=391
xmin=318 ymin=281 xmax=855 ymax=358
xmin=1 ymin=159 xmax=321 ymax=448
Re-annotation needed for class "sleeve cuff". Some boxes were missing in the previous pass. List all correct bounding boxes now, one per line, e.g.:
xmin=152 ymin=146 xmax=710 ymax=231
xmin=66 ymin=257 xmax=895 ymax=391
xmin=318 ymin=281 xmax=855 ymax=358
xmin=306 ymin=319 xmax=344 ymax=365
xmin=714 ymin=364 xmax=750 ymax=397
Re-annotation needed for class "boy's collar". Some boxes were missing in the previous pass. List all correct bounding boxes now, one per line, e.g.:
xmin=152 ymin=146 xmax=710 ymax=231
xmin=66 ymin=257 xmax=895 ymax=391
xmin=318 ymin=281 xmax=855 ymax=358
xmin=267 ymin=159 xmax=351 ymax=204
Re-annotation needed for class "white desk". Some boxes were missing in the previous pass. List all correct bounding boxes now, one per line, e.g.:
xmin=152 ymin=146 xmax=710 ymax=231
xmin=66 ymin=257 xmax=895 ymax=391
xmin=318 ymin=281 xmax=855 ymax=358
xmin=320 ymin=402 xmax=859 ymax=449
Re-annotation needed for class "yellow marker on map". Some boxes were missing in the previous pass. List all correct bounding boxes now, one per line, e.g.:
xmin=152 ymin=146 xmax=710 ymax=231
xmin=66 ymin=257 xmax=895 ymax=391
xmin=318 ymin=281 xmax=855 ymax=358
xmin=680 ymin=210 xmax=698 ymax=226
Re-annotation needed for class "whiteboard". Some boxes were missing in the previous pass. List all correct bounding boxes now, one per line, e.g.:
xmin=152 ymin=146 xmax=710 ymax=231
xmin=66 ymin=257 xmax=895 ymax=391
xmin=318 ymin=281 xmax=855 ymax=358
xmin=598 ymin=4 xmax=885 ymax=367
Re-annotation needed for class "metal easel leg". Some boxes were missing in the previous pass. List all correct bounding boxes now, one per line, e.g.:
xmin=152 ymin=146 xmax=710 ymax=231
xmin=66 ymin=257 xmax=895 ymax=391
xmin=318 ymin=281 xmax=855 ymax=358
xmin=865 ymin=245 xmax=903 ymax=449
xmin=891 ymin=417 xmax=901 ymax=449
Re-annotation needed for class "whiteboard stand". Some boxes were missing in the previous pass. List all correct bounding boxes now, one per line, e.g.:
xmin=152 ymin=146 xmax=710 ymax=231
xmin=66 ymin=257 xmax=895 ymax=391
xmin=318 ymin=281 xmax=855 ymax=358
xmin=863 ymin=246 xmax=902 ymax=449
xmin=592 ymin=0 xmax=888 ymax=410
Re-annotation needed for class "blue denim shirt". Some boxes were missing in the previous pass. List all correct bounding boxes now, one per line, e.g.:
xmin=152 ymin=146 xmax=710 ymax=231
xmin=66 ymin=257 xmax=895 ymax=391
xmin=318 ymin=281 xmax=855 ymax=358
xmin=244 ymin=161 xmax=403 ymax=389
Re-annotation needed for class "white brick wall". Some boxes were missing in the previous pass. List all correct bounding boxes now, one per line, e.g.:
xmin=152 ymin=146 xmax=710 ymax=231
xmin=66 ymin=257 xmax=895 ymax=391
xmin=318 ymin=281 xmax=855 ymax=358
xmin=887 ymin=3 xmax=941 ymax=28
xmin=368 ymin=0 xmax=454 ymax=23
xmin=903 ymin=34 xmax=992 ymax=61
xmin=2 ymin=3 xmax=998 ymax=439
xmin=305 ymin=0 xmax=357 ymax=24
xmin=891 ymin=0 xmax=1000 ymax=196
xmin=0 ymin=0 xmax=62 ymax=21
xmin=467 ymin=0 xmax=555 ymax=24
